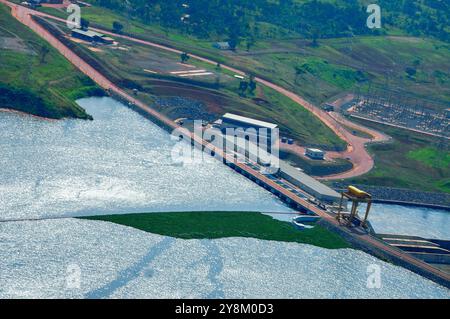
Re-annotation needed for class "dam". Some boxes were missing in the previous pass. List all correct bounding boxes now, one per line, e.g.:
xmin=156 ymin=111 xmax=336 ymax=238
xmin=1 ymin=97 xmax=449 ymax=297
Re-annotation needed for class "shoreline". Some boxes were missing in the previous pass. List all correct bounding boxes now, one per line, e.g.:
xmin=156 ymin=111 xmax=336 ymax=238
xmin=0 ymin=107 xmax=58 ymax=121
xmin=372 ymin=199 xmax=450 ymax=211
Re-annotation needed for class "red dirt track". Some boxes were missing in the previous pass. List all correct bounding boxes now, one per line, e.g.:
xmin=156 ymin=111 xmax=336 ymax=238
xmin=4 ymin=0 xmax=392 ymax=180
xmin=1 ymin=0 xmax=449 ymax=287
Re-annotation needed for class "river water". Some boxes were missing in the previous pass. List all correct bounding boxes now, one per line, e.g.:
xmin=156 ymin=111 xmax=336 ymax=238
xmin=0 ymin=97 xmax=291 ymax=220
xmin=0 ymin=97 xmax=448 ymax=298
xmin=367 ymin=203 xmax=450 ymax=240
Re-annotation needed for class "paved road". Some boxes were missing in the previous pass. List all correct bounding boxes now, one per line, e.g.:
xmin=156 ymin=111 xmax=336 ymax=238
xmin=2 ymin=0 xmax=449 ymax=288
xmin=7 ymin=1 xmax=392 ymax=180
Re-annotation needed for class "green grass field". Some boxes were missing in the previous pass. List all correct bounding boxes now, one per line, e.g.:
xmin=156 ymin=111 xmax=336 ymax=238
xmin=0 ymin=3 xmax=102 ymax=119
xmin=46 ymin=16 xmax=345 ymax=149
xmin=80 ymin=211 xmax=350 ymax=249
xmin=35 ymin=3 xmax=450 ymax=107
xmin=12 ymin=2 xmax=449 ymax=192
xmin=407 ymin=147 xmax=450 ymax=169
xmin=348 ymin=118 xmax=450 ymax=193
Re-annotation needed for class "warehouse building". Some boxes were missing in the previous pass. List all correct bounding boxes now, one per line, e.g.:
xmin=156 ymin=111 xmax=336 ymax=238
xmin=71 ymin=29 xmax=114 ymax=44
xmin=220 ymin=113 xmax=278 ymax=152
xmin=278 ymin=160 xmax=341 ymax=204
xmin=221 ymin=113 xmax=278 ymax=135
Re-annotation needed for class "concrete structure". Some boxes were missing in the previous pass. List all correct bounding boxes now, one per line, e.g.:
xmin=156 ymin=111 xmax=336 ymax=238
xmin=71 ymin=28 xmax=114 ymax=44
xmin=220 ymin=113 xmax=278 ymax=150
xmin=278 ymin=160 xmax=341 ymax=204
xmin=379 ymin=234 xmax=450 ymax=269
xmin=213 ymin=42 xmax=231 ymax=50
xmin=12 ymin=0 xmax=447 ymax=286
xmin=221 ymin=113 xmax=278 ymax=131
xmin=337 ymin=186 xmax=372 ymax=228
xmin=305 ymin=148 xmax=325 ymax=160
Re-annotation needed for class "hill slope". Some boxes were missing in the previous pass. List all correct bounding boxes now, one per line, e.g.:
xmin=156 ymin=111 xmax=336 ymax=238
xmin=0 ymin=3 xmax=102 ymax=119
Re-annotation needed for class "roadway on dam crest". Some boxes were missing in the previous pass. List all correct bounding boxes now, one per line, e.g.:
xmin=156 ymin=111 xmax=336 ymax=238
xmin=0 ymin=0 xmax=391 ymax=181
xmin=1 ymin=0 xmax=449 ymax=288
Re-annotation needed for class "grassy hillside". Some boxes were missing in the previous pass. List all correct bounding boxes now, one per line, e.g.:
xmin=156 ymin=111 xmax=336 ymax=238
xmin=0 ymin=3 xmax=102 ymax=119
xmin=348 ymin=118 xmax=450 ymax=193
xmin=27 ymin=2 xmax=449 ymax=192
xmin=81 ymin=211 xmax=351 ymax=249
xmin=41 ymin=16 xmax=345 ymax=149
xmin=35 ymin=2 xmax=450 ymax=106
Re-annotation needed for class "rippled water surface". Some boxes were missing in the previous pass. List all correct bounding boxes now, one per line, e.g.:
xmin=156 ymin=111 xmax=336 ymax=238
xmin=0 ymin=219 xmax=448 ymax=299
xmin=0 ymin=97 xmax=291 ymax=220
xmin=0 ymin=97 xmax=448 ymax=298
xmin=365 ymin=204 xmax=450 ymax=240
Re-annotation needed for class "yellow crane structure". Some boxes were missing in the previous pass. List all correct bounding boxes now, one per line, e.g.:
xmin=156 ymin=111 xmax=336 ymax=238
xmin=337 ymin=186 xmax=372 ymax=228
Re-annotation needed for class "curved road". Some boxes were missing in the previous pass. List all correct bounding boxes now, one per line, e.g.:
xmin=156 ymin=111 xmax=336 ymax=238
xmin=2 ymin=0 xmax=449 ymax=288
xmin=2 ymin=0 xmax=392 ymax=180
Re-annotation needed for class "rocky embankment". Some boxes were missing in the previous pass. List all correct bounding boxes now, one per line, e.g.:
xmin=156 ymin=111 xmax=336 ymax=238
xmin=333 ymin=183 xmax=450 ymax=209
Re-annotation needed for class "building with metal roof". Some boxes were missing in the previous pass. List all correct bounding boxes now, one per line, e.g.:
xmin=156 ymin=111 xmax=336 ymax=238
xmin=213 ymin=42 xmax=231 ymax=50
xmin=305 ymin=148 xmax=325 ymax=160
xmin=221 ymin=113 xmax=278 ymax=130
xmin=278 ymin=160 xmax=341 ymax=204
xmin=71 ymin=29 xmax=114 ymax=44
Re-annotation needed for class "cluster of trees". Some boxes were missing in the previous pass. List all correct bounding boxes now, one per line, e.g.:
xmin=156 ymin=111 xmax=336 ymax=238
xmin=377 ymin=0 xmax=449 ymax=42
xmin=89 ymin=0 xmax=449 ymax=44
xmin=238 ymin=75 xmax=257 ymax=96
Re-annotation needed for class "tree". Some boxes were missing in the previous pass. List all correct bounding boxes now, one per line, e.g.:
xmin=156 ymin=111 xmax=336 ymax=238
xmin=215 ymin=74 xmax=221 ymax=88
xmin=248 ymin=75 xmax=257 ymax=94
xmin=405 ymin=67 xmax=417 ymax=77
xmin=246 ymin=36 xmax=255 ymax=52
xmin=310 ymin=27 xmax=320 ymax=47
xmin=112 ymin=21 xmax=124 ymax=33
xmin=80 ymin=18 xmax=89 ymax=30
xmin=39 ymin=44 xmax=50 ymax=64
xmin=180 ymin=52 xmax=190 ymax=63
xmin=228 ymin=33 xmax=240 ymax=51
xmin=239 ymin=81 xmax=248 ymax=96
xmin=294 ymin=65 xmax=306 ymax=84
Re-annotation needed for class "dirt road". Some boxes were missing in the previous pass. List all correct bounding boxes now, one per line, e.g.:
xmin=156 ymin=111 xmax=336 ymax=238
xmin=2 ymin=0 xmax=390 ymax=180
xmin=2 ymin=0 xmax=449 ymax=288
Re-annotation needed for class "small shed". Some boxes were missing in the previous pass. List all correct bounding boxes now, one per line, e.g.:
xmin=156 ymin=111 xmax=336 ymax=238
xmin=213 ymin=42 xmax=231 ymax=50
xmin=305 ymin=148 xmax=325 ymax=160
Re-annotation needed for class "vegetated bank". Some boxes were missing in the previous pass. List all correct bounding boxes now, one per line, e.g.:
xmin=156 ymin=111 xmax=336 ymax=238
xmin=0 ymin=3 xmax=103 ymax=119
xmin=35 ymin=14 xmax=346 ymax=150
xmin=45 ymin=0 xmax=450 ymax=107
xmin=80 ymin=211 xmax=351 ymax=249
xmin=347 ymin=117 xmax=450 ymax=194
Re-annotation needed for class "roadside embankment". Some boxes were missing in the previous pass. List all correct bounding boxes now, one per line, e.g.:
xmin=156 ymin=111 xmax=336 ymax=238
xmin=333 ymin=183 xmax=450 ymax=209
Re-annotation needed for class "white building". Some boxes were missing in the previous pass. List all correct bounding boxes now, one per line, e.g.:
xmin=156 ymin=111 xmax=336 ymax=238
xmin=305 ymin=148 xmax=325 ymax=160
